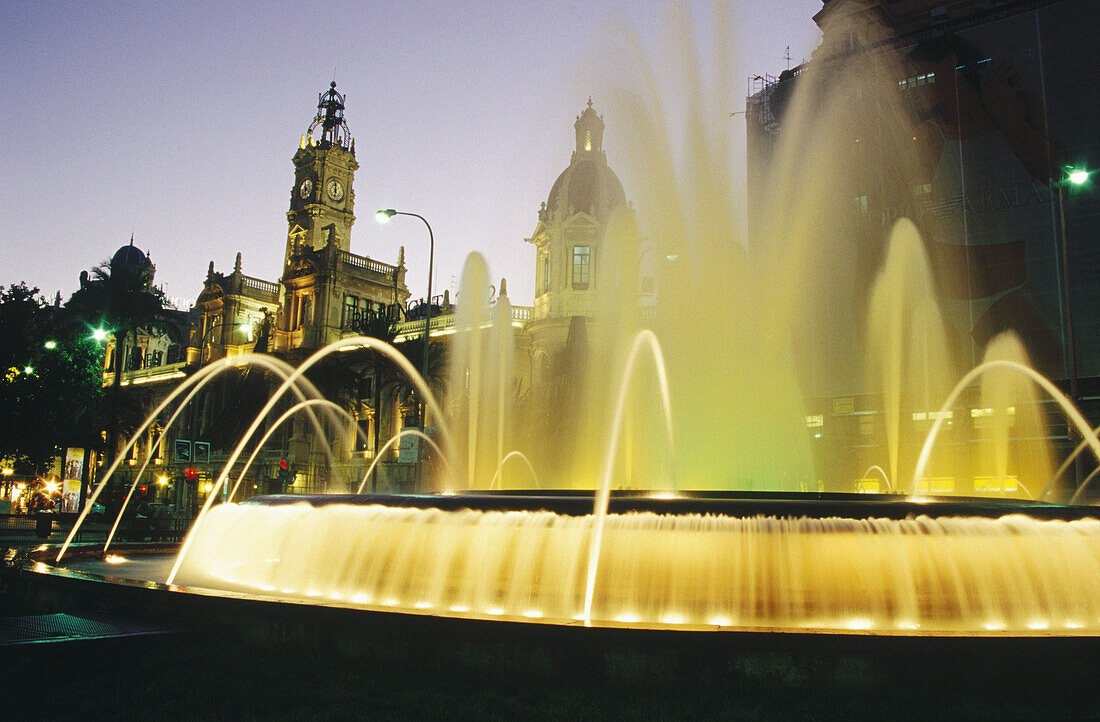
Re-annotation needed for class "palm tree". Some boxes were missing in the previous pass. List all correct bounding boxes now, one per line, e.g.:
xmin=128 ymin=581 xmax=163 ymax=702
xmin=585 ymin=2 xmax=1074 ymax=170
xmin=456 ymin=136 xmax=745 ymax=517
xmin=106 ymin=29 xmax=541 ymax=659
xmin=64 ymin=243 xmax=177 ymax=479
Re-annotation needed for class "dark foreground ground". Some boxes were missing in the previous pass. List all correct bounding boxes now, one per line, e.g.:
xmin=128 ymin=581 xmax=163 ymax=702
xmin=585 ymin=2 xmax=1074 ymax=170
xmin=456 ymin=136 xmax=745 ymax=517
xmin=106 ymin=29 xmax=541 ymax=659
xmin=3 ymin=549 xmax=1099 ymax=721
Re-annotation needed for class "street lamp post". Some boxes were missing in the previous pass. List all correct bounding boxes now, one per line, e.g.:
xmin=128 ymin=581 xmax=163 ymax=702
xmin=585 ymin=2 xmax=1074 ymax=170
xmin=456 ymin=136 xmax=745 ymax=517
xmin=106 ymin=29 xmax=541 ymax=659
xmin=376 ymin=209 xmax=435 ymax=411
xmin=1053 ymin=165 xmax=1090 ymax=491
xmin=377 ymin=209 xmax=435 ymax=491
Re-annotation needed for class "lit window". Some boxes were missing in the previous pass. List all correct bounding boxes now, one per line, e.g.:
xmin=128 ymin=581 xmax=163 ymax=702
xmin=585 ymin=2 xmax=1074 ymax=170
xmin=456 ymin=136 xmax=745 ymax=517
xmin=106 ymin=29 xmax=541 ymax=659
xmin=585 ymin=130 xmax=592 ymax=152
xmin=913 ymin=410 xmax=953 ymax=421
xmin=898 ymin=72 xmax=936 ymax=90
xmin=572 ymin=246 xmax=591 ymax=289
xmin=859 ymin=417 xmax=875 ymax=436
xmin=805 ymin=414 xmax=824 ymax=428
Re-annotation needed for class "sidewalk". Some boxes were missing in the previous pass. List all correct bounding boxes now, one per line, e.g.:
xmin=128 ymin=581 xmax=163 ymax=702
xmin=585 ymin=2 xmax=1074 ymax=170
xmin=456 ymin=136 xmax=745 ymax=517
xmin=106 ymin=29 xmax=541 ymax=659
xmin=0 ymin=515 xmax=109 ymax=545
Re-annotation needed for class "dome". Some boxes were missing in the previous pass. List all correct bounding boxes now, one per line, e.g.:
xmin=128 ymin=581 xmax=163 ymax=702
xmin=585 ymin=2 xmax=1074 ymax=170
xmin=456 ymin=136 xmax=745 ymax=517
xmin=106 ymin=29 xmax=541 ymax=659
xmin=111 ymin=244 xmax=149 ymax=268
xmin=544 ymin=99 xmax=627 ymax=222
xmin=546 ymin=159 xmax=627 ymax=220
xmin=110 ymin=239 xmax=155 ymax=286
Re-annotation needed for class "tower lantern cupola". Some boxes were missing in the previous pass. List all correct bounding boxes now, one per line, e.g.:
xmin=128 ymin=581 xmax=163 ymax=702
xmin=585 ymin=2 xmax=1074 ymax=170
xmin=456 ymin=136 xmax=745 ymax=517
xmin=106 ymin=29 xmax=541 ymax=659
xmin=574 ymin=97 xmax=604 ymax=155
xmin=307 ymin=81 xmax=353 ymax=152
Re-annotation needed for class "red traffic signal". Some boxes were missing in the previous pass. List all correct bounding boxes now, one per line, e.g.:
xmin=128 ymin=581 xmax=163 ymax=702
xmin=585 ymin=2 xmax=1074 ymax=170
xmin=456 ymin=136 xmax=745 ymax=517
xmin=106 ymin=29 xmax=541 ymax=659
xmin=184 ymin=467 xmax=198 ymax=479
xmin=278 ymin=459 xmax=289 ymax=470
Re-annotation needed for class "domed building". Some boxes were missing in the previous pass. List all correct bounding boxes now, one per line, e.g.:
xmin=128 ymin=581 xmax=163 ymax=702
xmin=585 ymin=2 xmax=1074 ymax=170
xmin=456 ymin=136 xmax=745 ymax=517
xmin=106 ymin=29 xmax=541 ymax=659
xmin=525 ymin=99 xmax=632 ymax=365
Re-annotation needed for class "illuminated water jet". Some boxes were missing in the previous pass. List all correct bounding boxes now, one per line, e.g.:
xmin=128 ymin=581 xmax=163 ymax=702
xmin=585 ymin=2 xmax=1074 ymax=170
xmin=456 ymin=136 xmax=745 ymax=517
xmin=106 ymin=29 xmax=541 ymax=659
xmin=162 ymin=496 xmax=1100 ymax=635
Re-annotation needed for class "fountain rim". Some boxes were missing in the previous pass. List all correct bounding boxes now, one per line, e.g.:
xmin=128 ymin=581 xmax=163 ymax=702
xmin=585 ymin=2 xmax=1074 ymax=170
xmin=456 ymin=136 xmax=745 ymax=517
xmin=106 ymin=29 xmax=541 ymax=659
xmin=240 ymin=490 xmax=1100 ymax=522
xmin=23 ymin=544 xmax=1100 ymax=642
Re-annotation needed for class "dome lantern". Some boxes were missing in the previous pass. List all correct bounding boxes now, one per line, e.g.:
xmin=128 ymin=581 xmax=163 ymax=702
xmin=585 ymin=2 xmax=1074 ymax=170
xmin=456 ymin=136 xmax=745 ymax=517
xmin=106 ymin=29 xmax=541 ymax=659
xmin=574 ymin=97 xmax=604 ymax=155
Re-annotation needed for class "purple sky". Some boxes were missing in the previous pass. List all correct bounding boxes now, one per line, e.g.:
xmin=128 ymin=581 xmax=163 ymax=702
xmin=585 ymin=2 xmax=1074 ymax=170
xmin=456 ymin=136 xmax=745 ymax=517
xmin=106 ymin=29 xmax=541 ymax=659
xmin=2 ymin=1 xmax=822 ymax=309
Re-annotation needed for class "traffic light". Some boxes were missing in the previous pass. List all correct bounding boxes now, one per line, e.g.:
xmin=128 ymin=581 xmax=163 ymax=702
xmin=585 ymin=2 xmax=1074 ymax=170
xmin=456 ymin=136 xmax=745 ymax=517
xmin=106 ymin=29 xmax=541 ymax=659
xmin=184 ymin=467 xmax=198 ymax=480
xmin=277 ymin=459 xmax=295 ymax=488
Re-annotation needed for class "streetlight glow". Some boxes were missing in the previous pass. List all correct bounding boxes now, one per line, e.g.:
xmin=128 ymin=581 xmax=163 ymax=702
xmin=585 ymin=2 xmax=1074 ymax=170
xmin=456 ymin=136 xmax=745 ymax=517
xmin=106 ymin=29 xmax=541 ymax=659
xmin=43 ymin=340 xmax=57 ymax=350
xmin=1068 ymin=168 xmax=1089 ymax=185
xmin=92 ymin=328 xmax=109 ymax=342
xmin=376 ymin=209 xmax=396 ymax=224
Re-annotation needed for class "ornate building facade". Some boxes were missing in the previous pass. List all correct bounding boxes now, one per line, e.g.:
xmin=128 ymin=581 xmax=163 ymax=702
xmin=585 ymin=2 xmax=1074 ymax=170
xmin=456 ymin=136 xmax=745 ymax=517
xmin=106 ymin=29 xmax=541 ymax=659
xmin=525 ymin=99 xmax=631 ymax=374
xmin=98 ymin=93 xmax=635 ymax=504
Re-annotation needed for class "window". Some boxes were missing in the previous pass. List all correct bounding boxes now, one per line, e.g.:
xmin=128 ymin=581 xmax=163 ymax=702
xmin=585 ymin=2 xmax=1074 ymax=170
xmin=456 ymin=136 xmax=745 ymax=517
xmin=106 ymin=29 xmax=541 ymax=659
xmin=572 ymin=246 xmax=591 ymax=289
xmin=585 ymin=129 xmax=592 ymax=152
xmin=898 ymin=73 xmax=935 ymax=90
xmin=343 ymin=295 xmax=357 ymax=327
xmin=854 ymin=195 xmax=868 ymax=217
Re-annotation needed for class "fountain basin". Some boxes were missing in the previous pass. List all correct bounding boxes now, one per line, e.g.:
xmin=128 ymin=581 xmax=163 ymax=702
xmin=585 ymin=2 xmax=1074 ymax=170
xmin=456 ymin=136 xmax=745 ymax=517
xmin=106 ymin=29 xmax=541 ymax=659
xmin=35 ymin=493 xmax=1100 ymax=639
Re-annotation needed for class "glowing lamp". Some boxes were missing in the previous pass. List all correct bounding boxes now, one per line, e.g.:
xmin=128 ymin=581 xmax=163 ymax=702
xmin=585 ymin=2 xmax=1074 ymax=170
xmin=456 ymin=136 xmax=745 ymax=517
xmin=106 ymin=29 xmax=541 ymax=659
xmin=92 ymin=328 xmax=109 ymax=342
xmin=375 ymin=209 xmax=396 ymax=224
xmin=43 ymin=340 xmax=57 ymax=350
xmin=23 ymin=366 xmax=34 ymax=375
xmin=1068 ymin=168 xmax=1089 ymax=185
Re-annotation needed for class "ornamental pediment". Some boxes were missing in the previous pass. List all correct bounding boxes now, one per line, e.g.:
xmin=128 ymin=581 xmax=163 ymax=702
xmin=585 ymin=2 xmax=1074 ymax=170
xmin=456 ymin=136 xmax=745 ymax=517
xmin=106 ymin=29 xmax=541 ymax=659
xmin=286 ymin=258 xmax=318 ymax=280
xmin=196 ymin=283 xmax=225 ymax=304
xmin=563 ymin=212 xmax=599 ymax=227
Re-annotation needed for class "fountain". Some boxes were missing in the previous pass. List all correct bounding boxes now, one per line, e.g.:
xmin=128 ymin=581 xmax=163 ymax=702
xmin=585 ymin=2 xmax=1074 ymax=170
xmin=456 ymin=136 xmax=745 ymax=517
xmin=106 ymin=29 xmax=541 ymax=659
xmin=22 ymin=4 xmax=1100 ymax=649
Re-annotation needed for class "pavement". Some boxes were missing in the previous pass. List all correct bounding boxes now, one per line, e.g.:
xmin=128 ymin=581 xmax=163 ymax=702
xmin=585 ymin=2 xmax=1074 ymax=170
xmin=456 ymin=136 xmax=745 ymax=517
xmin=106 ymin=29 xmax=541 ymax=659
xmin=0 ymin=611 xmax=186 ymax=647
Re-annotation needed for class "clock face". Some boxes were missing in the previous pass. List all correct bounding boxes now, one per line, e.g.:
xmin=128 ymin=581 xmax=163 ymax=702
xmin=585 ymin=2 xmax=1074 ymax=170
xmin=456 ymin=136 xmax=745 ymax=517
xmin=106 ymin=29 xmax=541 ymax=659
xmin=326 ymin=178 xmax=344 ymax=202
xmin=299 ymin=179 xmax=313 ymax=199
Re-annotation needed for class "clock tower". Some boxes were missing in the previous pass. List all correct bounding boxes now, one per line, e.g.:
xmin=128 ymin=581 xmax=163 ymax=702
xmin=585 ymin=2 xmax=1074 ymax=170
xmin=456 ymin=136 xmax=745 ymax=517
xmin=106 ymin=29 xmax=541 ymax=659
xmin=285 ymin=82 xmax=358 ymax=266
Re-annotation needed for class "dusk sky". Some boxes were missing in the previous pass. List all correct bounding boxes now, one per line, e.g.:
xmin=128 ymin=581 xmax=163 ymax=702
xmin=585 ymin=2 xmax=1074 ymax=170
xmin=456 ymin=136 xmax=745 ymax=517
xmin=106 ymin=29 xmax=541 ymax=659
xmin=2 ymin=0 xmax=823 ymax=309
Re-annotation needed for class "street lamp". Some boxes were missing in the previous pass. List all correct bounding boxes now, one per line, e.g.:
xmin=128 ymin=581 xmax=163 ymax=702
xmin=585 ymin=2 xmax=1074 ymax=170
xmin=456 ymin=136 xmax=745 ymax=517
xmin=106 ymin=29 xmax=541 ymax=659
xmin=375 ymin=209 xmax=435 ymax=415
xmin=195 ymin=318 xmax=256 ymax=364
xmin=1052 ymin=164 xmax=1091 ymax=491
xmin=1052 ymin=165 xmax=1089 ymax=406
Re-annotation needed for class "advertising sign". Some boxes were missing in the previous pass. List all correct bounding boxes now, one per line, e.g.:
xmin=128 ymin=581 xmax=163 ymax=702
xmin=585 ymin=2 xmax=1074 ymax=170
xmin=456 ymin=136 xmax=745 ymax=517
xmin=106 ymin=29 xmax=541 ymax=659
xmin=60 ymin=447 xmax=84 ymax=513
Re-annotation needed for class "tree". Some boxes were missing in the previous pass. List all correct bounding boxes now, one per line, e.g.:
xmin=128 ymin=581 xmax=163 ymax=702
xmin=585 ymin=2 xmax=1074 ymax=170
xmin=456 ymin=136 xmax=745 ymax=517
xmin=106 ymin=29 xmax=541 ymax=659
xmin=64 ymin=247 xmax=177 ymax=478
xmin=0 ymin=284 xmax=104 ymax=472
